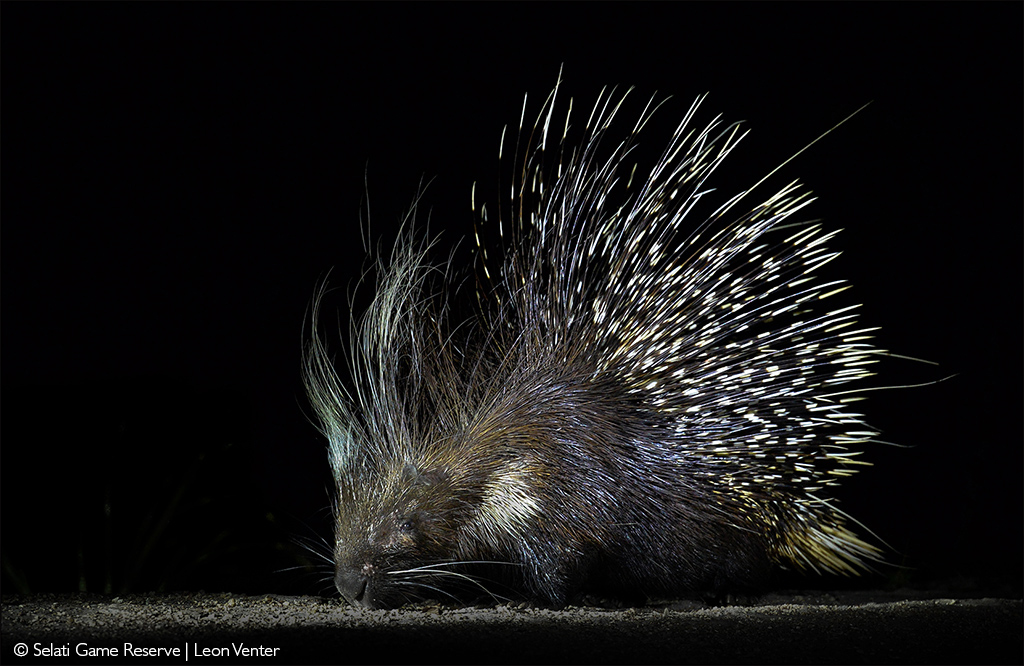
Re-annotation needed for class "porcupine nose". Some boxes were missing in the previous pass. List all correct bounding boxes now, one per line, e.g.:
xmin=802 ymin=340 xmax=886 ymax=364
xmin=335 ymin=567 xmax=372 ymax=607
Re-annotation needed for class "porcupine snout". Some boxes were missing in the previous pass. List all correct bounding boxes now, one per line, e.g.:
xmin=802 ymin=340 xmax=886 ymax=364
xmin=333 ymin=533 xmax=392 ymax=608
xmin=335 ymin=564 xmax=373 ymax=608
xmin=333 ymin=533 xmax=394 ymax=608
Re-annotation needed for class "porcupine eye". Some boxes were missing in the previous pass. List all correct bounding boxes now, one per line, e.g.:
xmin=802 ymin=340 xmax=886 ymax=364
xmin=394 ymin=516 xmax=420 ymax=545
xmin=381 ymin=514 xmax=419 ymax=551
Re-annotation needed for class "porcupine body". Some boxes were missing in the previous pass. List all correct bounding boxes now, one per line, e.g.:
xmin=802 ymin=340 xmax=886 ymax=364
xmin=304 ymin=78 xmax=885 ymax=609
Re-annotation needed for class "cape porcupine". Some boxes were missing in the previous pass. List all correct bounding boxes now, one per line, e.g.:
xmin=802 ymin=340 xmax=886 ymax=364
xmin=304 ymin=76 xmax=888 ymax=609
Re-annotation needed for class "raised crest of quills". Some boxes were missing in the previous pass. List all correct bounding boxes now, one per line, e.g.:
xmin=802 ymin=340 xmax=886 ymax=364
xmin=304 ymin=74 xmax=892 ymax=609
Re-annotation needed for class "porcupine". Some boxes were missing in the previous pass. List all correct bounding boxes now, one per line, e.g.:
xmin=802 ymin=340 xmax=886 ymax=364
xmin=304 ymin=76 xmax=888 ymax=609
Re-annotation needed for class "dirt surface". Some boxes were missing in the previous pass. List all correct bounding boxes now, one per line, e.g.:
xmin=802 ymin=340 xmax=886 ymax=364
xmin=2 ymin=592 xmax=1020 ymax=665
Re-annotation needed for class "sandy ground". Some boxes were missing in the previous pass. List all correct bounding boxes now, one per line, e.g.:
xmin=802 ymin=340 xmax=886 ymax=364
xmin=2 ymin=591 xmax=1020 ymax=665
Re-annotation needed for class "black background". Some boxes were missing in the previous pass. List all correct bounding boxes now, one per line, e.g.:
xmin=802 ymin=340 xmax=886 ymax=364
xmin=3 ymin=4 xmax=1021 ymax=598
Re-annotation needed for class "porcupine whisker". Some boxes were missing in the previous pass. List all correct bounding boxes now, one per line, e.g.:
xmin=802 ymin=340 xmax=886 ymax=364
xmin=291 ymin=532 xmax=335 ymax=567
xmin=275 ymin=562 xmax=338 ymax=597
xmin=274 ymin=563 xmax=325 ymax=577
xmin=396 ymin=575 xmax=492 ymax=607
xmin=277 ymin=525 xmax=340 ymax=594
xmin=399 ymin=569 xmax=512 ymax=602
xmin=393 ymin=560 xmax=525 ymax=572
xmin=279 ymin=539 xmax=334 ymax=573
xmin=394 ymin=561 xmax=522 ymax=588
xmin=392 ymin=582 xmax=464 ymax=606
xmin=390 ymin=569 xmax=506 ymax=605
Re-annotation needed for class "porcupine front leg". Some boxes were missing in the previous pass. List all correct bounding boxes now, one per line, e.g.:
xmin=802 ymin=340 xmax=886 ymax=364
xmin=516 ymin=539 xmax=593 ymax=608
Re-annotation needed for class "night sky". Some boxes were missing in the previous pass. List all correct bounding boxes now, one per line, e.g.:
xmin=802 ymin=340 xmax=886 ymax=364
xmin=3 ymin=4 xmax=1020 ymax=597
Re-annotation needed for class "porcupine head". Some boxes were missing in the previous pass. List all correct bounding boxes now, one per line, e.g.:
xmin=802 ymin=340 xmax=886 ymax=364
xmin=305 ymin=77 xmax=886 ymax=609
